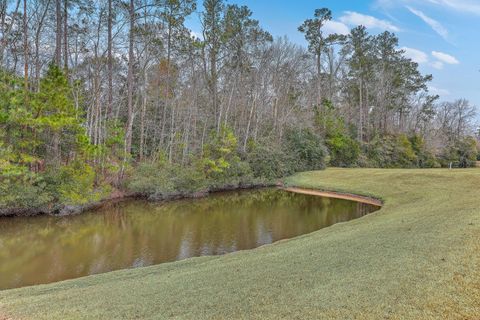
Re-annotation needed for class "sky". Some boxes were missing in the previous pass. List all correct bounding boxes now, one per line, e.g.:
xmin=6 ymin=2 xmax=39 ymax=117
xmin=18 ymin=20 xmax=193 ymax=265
xmin=186 ymin=0 xmax=480 ymax=109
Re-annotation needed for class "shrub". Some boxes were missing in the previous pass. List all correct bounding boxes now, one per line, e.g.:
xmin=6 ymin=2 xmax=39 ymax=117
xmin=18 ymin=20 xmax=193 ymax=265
xmin=207 ymin=158 xmax=254 ymax=187
xmin=202 ymin=126 xmax=255 ymax=187
xmin=127 ymin=162 xmax=208 ymax=195
xmin=202 ymin=126 xmax=239 ymax=176
xmin=326 ymin=134 xmax=360 ymax=167
xmin=365 ymin=134 xmax=421 ymax=168
xmin=44 ymin=161 xmax=106 ymax=206
xmin=393 ymin=134 xmax=418 ymax=167
xmin=127 ymin=163 xmax=176 ymax=195
xmin=0 ymin=167 xmax=52 ymax=210
xmin=320 ymin=105 xmax=360 ymax=167
xmin=409 ymin=135 xmax=439 ymax=168
xmin=284 ymin=128 xmax=327 ymax=172
xmin=247 ymin=144 xmax=294 ymax=180
xmin=169 ymin=164 xmax=208 ymax=193
xmin=438 ymin=137 xmax=478 ymax=168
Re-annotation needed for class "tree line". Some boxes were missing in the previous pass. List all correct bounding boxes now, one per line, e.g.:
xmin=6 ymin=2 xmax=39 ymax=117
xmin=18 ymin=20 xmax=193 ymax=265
xmin=0 ymin=0 xmax=477 ymax=211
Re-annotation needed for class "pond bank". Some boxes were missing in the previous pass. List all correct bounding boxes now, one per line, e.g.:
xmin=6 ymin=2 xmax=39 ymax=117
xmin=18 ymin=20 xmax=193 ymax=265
xmin=0 ymin=182 xmax=277 ymax=217
xmin=283 ymin=187 xmax=383 ymax=206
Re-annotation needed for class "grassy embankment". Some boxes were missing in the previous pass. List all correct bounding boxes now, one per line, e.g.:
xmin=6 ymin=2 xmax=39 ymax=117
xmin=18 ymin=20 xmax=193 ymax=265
xmin=1 ymin=168 xmax=479 ymax=319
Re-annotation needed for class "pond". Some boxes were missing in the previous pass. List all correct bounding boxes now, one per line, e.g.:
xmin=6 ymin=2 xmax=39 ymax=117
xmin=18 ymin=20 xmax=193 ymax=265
xmin=0 ymin=188 xmax=380 ymax=290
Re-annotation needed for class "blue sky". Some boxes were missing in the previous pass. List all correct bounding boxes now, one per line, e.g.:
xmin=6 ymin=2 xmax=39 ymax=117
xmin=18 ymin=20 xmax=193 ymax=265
xmin=187 ymin=0 xmax=480 ymax=108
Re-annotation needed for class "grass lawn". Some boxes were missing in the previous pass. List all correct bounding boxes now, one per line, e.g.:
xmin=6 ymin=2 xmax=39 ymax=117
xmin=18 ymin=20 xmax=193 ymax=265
xmin=1 ymin=168 xmax=479 ymax=319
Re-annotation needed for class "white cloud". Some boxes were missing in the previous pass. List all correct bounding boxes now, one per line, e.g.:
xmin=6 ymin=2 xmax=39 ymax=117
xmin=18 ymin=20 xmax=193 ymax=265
xmin=339 ymin=11 xmax=400 ymax=32
xmin=406 ymin=6 xmax=448 ymax=40
xmin=323 ymin=20 xmax=350 ymax=36
xmin=401 ymin=47 xmax=428 ymax=64
xmin=430 ymin=61 xmax=444 ymax=70
xmin=431 ymin=51 xmax=460 ymax=64
xmin=377 ymin=0 xmax=480 ymax=15
xmin=428 ymin=85 xmax=450 ymax=96
xmin=399 ymin=47 xmax=459 ymax=70
xmin=427 ymin=0 xmax=480 ymax=15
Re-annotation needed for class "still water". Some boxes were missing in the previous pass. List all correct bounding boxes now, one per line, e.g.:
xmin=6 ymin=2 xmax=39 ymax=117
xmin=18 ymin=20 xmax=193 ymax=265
xmin=0 ymin=188 xmax=379 ymax=290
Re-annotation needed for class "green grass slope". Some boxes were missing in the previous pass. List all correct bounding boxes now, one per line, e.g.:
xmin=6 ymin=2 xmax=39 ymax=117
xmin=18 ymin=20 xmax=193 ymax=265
xmin=1 ymin=169 xmax=479 ymax=319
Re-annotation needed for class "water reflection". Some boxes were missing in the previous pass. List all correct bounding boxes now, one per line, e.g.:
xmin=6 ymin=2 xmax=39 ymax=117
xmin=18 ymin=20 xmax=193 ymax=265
xmin=0 ymin=189 xmax=379 ymax=290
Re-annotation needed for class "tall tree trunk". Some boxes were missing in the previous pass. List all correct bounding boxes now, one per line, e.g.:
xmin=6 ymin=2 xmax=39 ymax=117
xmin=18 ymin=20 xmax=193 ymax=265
xmin=139 ymin=88 xmax=147 ymax=161
xmin=23 ymin=0 xmax=27 ymax=90
xmin=358 ymin=77 xmax=363 ymax=141
xmin=0 ymin=0 xmax=6 ymax=65
xmin=316 ymin=51 xmax=327 ymax=133
xmin=168 ymin=101 xmax=175 ymax=162
xmin=125 ymin=0 xmax=134 ymax=156
xmin=166 ymin=23 xmax=173 ymax=162
xmin=34 ymin=0 xmax=50 ymax=90
xmin=211 ymin=52 xmax=218 ymax=131
xmin=316 ymin=51 xmax=322 ymax=106
xmin=0 ymin=0 xmax=20 ymax=66
xmin=53 ymin=132 xmax=60 ymax=165
xmin=107 ymin=0 xmax=113 ymax=118
xmin=63 ymin=0 xmax=68 ymax=71
xmin=243 ymin=91 xmax=257 ymax=152
xmin=55 ymin=0 xmax=62 ymax=65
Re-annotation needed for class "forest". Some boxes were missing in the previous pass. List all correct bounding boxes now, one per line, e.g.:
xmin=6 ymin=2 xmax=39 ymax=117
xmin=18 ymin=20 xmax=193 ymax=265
xmin=0 ymin=0 xmax=478 ymax=213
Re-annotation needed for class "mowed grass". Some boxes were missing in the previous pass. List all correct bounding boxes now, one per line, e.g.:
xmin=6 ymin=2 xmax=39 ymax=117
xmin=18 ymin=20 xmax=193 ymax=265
xmin=1 ymin=168 xmax=480 ymax=319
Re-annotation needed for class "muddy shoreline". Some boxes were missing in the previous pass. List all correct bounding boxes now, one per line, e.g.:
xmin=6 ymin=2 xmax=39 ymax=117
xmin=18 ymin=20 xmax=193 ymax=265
xmin=283 ymin=187 xmax=383 ymax=207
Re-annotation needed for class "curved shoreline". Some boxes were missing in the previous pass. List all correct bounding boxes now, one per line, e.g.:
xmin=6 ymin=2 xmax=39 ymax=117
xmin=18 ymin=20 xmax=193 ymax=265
xmin=283 ymin=187 xmax=383 ymax=207
xmin=1 ymin=184 xmax=380 ymax=218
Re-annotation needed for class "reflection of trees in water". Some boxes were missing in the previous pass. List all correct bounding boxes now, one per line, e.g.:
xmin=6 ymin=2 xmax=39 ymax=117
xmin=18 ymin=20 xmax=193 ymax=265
xmin=0 ymin=189 xmax=379 ymax=289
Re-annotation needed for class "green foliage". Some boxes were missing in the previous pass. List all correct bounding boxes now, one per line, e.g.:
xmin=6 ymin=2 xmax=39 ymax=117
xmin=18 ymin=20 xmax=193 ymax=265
xmin=313 ymin=100 xmax=360 ymax=167
xmin=439 ymin=137 xmax=478 ymax=168
xmin=298 ymin=8 xmax=345 ymax=58
xmin=209 ymin=156 xmax=253 ymax=187
xmin=247 ymin=143 xmax=294 ymax=180
xmin=97 ymin=121 xmax=126 ymax=178
xmin=170 ymin=164 xmax=209 ymax=193
xmin=127 ymin=161 xmax=208 ymax=195
xmin=0 ymin=66 xmax=101 ymax=210
xmin=0 ymin=164 xmax=52 ymax=210
xmin=365 ymin=135 xmax=411 ymax=168
xmin=0 ymin=141 xmax=50 ymax=209
xmin=284 ymin=128 xmax=327 ymax=172
xmin=326 ymin=135 xmax=360 ymax=167
xmin=396 ymin=134 xmax=417 ymax=167
xmin=127 ymin=162 xmax=175 ymax=195
xmin=44 ymin=161 xmax=105 ymax=206
xmin=128 ymin=127 xmax=256 ymax=196
xmin=320 ymin=105 xmax=360 ymax=167
xmin=33 ymin=64 xmax=89 ymax=162
xmin=0 ymin=160 xmax=107 ymax=209
xmin=1 ymin=65 xmax=88 ymax=165
xmin=363 ymin=134 xmax=439 ymax=168
xmin=202 ymin=126 xmax=254 ymax=186
xmin=245 ymin=129 xmax=328 ymax=180
xmin=203 ymin=126 xmax=239 ymax=176
xmin=408 ymin=135 xmax=439 ymax=168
